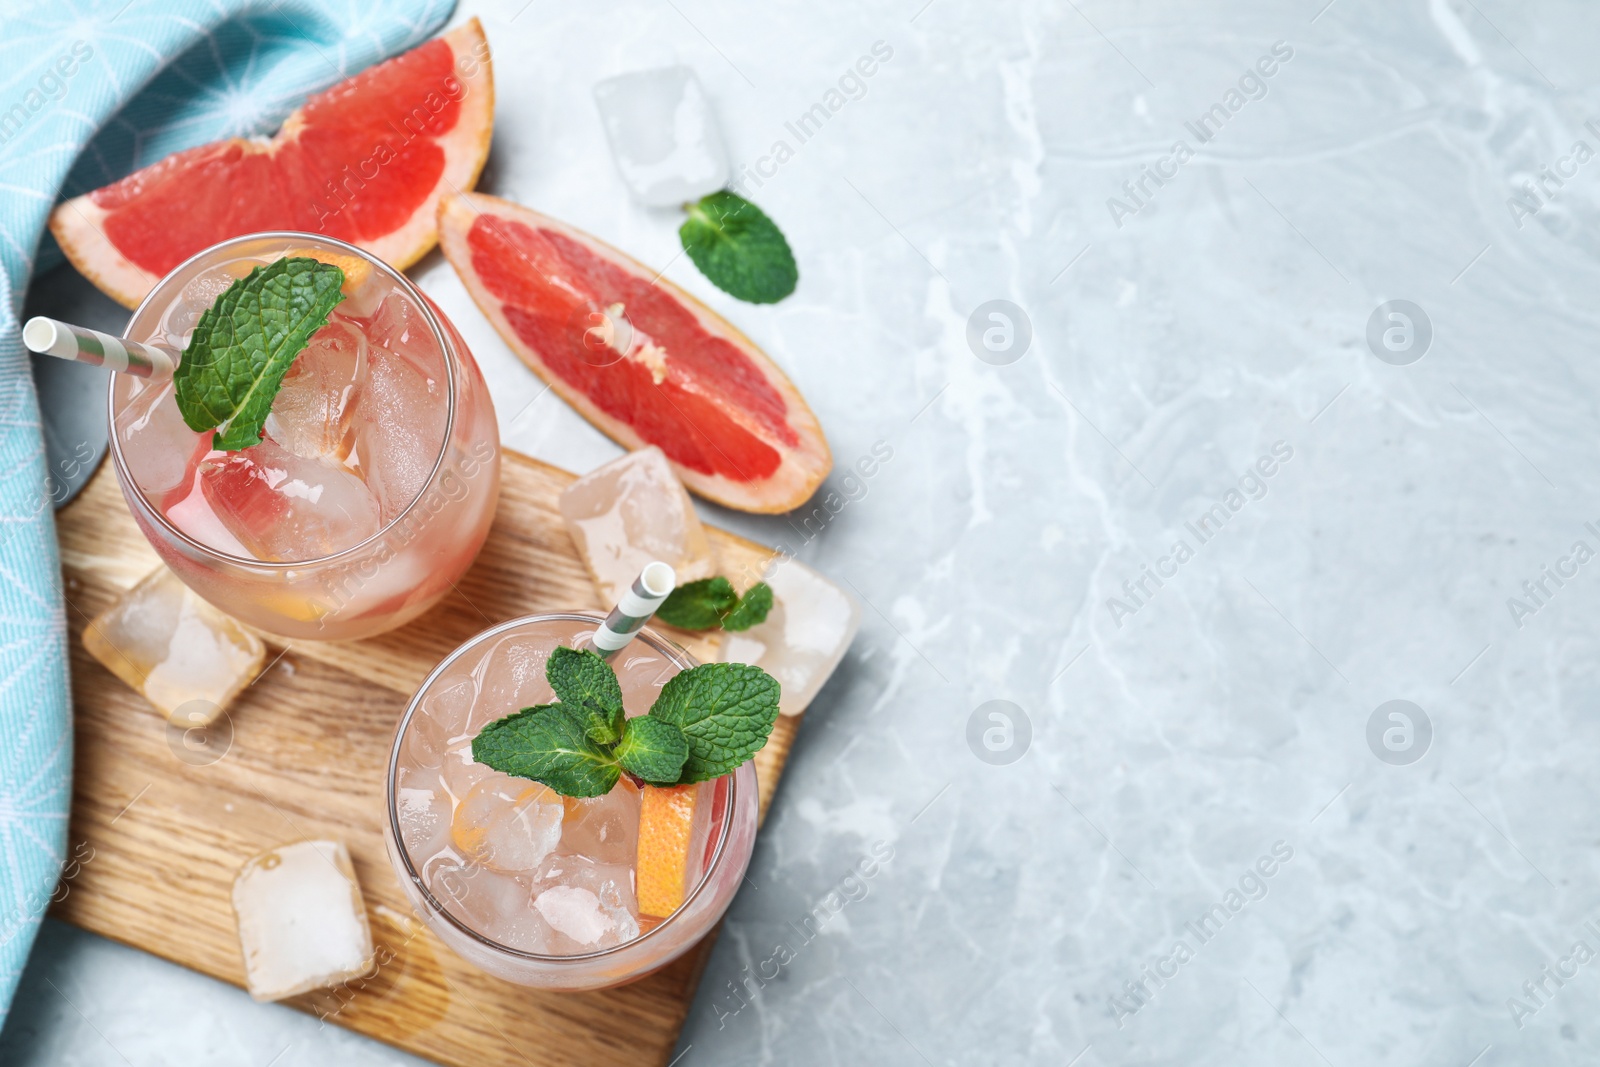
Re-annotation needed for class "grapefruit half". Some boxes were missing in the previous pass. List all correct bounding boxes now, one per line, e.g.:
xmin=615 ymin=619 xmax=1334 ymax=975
xmin=438 ymin=192 xmax=831 ymax=513
xmin=51 ymin=19 xmax=494 ymax=309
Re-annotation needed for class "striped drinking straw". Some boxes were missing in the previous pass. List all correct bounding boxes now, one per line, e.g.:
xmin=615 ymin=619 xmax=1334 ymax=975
xmin=23 ymin=316 xmax=179 ymax=379
xmin=592 ymin=561 xmax=677 ymax=659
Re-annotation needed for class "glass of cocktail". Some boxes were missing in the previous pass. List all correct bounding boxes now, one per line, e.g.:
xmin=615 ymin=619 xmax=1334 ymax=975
xmin=384 ymin=611 xmax=760 ymax=990
xmin=109 ymin=232 xmax=500 ymax=640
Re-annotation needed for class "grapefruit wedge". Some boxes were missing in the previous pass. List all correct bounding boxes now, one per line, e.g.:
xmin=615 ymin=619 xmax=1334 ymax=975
xmin=438 ymin=192 xmax=831 ymax=513
xmin=51 ymin=19 xmax=494 ymax=309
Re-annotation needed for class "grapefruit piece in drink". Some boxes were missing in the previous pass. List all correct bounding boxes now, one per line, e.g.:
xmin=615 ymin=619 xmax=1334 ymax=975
xmin=51 ymin=20 xmax=494 ymax=309
xmin=635 ymin=783 xmax=698 ymax=919
xmin=437 ymin=192 xmax=831 ymax=513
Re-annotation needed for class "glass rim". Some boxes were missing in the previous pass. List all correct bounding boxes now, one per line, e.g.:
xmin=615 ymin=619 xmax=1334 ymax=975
xmin=384 ymin=610 xmax=740 ymax=964
xmin=108 ymin=230 xmax=460 ymax=570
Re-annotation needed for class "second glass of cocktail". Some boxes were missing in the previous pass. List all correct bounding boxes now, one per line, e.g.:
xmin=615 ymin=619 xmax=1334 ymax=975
xmin=385 ymin=593 xmax=768 ymax=991
xmin=109 ymin=232 xmax=500 ymax=640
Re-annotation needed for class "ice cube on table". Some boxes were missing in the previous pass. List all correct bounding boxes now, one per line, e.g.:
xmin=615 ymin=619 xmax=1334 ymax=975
xmin=593 ymin=66 xmax=729 ymax=207
xmin=200 ymin=437 xmax=381 ymax=560
xmin=232 ymin=840 xmax=374 ymax=1002
xmin=559 ymin=446 xmax=718 ymax=605
xmin=82 ymin=565 xmax=265 ymax=724
xmin=450 ymin=775 xmax=564 ymax=872
xmin=265 ymin=316 xmax=367 ymax=464
xmin=351 ymin=345 xmax=448 ymax=523
xmin=720 ymin=558 xmax=860 ymax=716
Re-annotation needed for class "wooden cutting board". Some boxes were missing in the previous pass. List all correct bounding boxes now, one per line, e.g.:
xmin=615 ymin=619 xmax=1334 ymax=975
xmin=49 ymin=447 xmax=799 ymax=1067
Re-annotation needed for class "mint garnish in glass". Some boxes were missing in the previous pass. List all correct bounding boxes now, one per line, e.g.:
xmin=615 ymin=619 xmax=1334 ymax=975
xmin=472 ymin=645 xmax=780 ymax=797
xmin=172 ymin=256 xmax=346 ymax=450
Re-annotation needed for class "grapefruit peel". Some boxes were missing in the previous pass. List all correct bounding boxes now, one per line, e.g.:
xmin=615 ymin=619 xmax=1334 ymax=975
xmin=51 ymin=19 xmax=494 ymax=309
xmin=438 ymin=191 xmax=831 ymax=513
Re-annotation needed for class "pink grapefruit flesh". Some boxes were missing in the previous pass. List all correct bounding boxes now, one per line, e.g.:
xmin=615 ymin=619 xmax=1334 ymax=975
xmin=51 ymin=20 xmax=494 ymax=309
xmin=437 ymin=192 xmax=831 ymax=513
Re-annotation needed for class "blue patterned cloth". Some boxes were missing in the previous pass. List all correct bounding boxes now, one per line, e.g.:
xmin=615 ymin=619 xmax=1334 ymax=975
xmin=0 ymin=0 xmax=455 ymax=1022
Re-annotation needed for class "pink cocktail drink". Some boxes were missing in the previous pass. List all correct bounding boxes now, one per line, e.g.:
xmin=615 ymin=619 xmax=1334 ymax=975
xmin=385 ymin=613 xmax=758 ymax=990
xmin=111 ymin=233 xmax=500 ymax=640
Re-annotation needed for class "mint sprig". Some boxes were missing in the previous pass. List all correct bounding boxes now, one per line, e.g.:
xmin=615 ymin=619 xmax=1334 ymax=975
xmin=719 ymin=582 xmax=773 ymax=632
xmin=546 ymin=646 xmax=625 ymax=745
xmin=470 ymin=646 xmax=780 ymax=797
xmin=657 ymin=577 xmax=774 ymax=632
xmin=648 ymin=662 xmax=779 ymax=783
xmin=614 ymin=716 xmax=689 ymax=785
xmin=679 ymin=191 xmax=797 ymax=304
xmin=173 ymin=257 xmax=345 ymax=450
xmin=470 ymin=704 xmax=620 ymax=798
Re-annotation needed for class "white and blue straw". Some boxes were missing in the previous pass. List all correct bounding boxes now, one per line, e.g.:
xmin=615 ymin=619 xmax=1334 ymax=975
xmin=593 ymin=561 xmax=676 ymax=658
xmin=23 ymin=316 xmax=179 ymax=379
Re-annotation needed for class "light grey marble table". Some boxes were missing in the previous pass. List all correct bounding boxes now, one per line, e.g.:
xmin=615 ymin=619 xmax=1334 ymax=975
xmin=7 ymin=0 xmax=1600 ymax=1063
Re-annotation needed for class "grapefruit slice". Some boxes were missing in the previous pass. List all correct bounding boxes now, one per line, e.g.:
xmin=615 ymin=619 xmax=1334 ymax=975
xmin=51 ymin=19 xmax=494 ymax=309
xmin=437 ymin=192 xmax=831 ymax=513
xmin=635 ymin=783 xmax=698 ymax=919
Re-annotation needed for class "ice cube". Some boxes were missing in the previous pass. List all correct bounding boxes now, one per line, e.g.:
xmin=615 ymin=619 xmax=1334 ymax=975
xmin=558 ymin=777 xmax=641 ymax=866
xmin=82 ymin=565 xmax=265 ymax=724
xmin=200 ymin=437 xmax=382 ymax=560
xmin=532 ymin=857 xmax=640 ymax=952
xmin=428 ymin=861 xmax=530 ymax=934
xmin=406 ymin=675 xmax=475 ymax=769
xmin=474 ymin=633 xmax=556 ymax=723
xmin=163 ymin=461 xmax=252 ymax=557
xmin=719 ymin=558 xmax=860 ymax=716
xmin=358 ymin=292 xmax=430 ymax=366
xmin=160 ymin=265 xmax=247 ymax=347
xmin=559 ymin=446 xmax=718 ymax=606
xmin=440 ymin=741 xmax=494 ymax=801
xmin=336 ymin=264 xmax=388 ymax=320
xmin=403 ymin=713 xmax=448 ymax=770
xmin=351 ymin=345 xmax=447 ymax=522
xmin=450 ymin=775 xmax=563 ymax=872
xmin=265 ymin=316 xmax=367 ymax=464
xmin=396 ymin=765 xmax=453 ymax=858
xmin=495 ymin=901 xmax=559 ymax=954
xmin=535 ymin=853 xmax=638 ymax=914
xmin=232 ymin=839 xmax=374 ymax=1002
xmin=593 ymin=66 xmax=729 ymax=207
xmin=608 ymin=646 xmax=684 ymax=716
xmin=115 ymin=379 xmax=204 ymax=498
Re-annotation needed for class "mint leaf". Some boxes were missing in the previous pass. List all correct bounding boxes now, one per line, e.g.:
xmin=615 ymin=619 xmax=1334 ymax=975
xmin=648 ymin=662 xmax=779 ymax=783
xmin=546 ymin=646 xmax=624 ymax=744
xmin=173 ymin=257 xmax=346 ymax=450
xmin=614 ymin=716 xmax=689 ymax=785
xmin=657 ymin=577 xmax=739 ymax=631
xmin=720 ymin=582 xmax=773 ymax=632
xmin=471 ymin=704 xmax=620 ymax=798
xmin=679 ymin=191 xmax=797 ymax=304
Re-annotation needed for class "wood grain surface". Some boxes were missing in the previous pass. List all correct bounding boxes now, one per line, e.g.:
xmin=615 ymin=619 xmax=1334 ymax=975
xmin=49 ymin=448 xmax=799 ymax=1067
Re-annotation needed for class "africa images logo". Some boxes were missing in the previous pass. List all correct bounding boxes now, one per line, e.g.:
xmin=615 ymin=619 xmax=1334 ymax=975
xmin=1106 ymin=41 xmax=1294 ymax=228
xmin=1107 ymin=840 xmax=1295 ymax=1027
xmin=1106 ymin=441 xmax=1294 ymax=628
